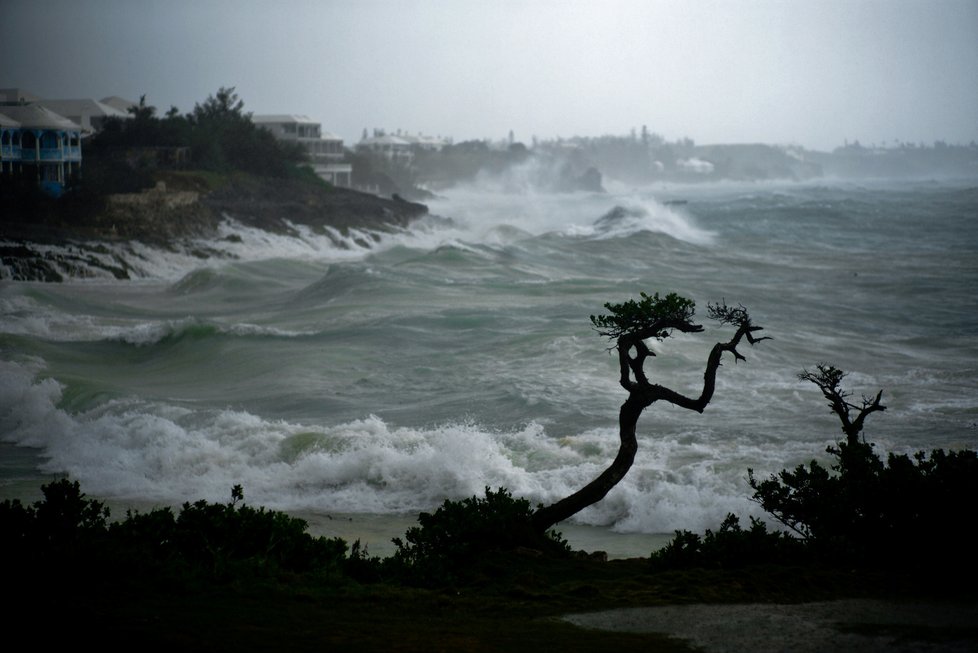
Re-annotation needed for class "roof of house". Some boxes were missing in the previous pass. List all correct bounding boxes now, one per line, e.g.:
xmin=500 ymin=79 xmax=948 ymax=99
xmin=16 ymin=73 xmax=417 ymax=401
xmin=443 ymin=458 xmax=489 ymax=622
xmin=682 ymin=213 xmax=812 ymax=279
xmin=0 ymin=104 xmax=81 ymax=130
xmin=100 ymin=96 xmax=138 ymax=112
xmin=38 ymin=98 xmax=129 ymax=120
xmin=359 ymin=134 xmax=411 ymax=147
xmin=252 ymin=114 xmax=320 ymax=125
xmin=0 ymin=112 xmax=22 ymax=128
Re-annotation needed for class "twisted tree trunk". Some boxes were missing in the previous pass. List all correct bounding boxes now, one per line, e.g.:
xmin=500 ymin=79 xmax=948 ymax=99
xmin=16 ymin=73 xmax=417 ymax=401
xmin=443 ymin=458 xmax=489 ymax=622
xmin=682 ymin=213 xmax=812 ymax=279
xmin=531 ymin=308 xmax=766 ymax=533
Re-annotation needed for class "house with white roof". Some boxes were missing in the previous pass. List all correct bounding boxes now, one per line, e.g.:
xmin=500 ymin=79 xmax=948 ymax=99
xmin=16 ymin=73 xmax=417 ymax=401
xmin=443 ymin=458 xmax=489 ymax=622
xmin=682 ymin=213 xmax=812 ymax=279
xmin=36 ymin=98 xmax=129 ymax=135
xmin=100 ymin=96 xmax=138 ymax=114
xmin=0 ymin=104 xmax=82 ymax=196
xmin=357 ymin=129 xmax=414 ymax=163
xmin=252 ymin=114 xmax=352 ymax=187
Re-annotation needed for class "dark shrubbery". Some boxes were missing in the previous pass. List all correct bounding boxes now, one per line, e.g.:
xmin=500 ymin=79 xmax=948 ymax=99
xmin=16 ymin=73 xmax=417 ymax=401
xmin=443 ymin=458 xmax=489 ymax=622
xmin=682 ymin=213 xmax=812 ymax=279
xmin=88 ymin=87 xmax=307 ymax=180
xmin=389 ymin=487 xmax=570 ymax=585
xmin=650 ymin=513 xmax=807 ymax=570
xmin=748 ymin=441 xmax=978 ymax=566
xmin=1 ymin=480 xmax=347 ymax=583
xmin=654 ymin=364 xmax=978 ymax=573
xmin=0 ymin=481 xmax=573 ymax=590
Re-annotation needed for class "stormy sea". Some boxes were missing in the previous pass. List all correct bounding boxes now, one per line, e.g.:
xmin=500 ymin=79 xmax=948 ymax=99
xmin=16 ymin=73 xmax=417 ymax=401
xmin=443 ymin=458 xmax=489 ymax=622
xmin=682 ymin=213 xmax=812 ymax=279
xmin=2 ymin=178 xmax=976 ymax=557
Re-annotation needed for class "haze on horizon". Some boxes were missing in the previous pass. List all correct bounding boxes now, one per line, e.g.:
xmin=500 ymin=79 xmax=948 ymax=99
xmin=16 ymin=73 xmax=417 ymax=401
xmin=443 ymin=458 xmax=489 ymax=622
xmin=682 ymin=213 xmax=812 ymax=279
xmin=2 ymin=0 xmax=977 ymax=152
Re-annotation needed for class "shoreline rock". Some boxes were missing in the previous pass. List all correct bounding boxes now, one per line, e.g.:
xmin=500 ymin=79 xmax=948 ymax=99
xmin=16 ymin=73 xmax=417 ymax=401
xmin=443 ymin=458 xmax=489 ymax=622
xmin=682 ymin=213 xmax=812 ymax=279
xmin=0 ymin=176 xmax=429 ymax=281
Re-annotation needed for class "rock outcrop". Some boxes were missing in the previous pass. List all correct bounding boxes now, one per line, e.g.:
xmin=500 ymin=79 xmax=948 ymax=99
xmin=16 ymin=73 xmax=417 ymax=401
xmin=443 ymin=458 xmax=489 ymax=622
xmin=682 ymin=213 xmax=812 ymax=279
xmin=1 ymin=176 xmax=428 ymax=281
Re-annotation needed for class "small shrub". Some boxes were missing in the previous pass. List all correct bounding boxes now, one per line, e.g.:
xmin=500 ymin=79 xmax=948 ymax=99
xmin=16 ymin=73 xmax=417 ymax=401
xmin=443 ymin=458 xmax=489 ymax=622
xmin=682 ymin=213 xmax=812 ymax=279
xmin=749 ymin=442 xmax=978 ymax=567
xmin=0 ymin=479 xmax=109 ymax=553
xmin=159 ymin=485 xmax=347 ymax=577
xmin=390 ymin=487 xmax=570 ymax=585
xmin=650 ymin=514 xmax=806 ymax=570
xmin=1 ymin=481 xmax=349 ymax=584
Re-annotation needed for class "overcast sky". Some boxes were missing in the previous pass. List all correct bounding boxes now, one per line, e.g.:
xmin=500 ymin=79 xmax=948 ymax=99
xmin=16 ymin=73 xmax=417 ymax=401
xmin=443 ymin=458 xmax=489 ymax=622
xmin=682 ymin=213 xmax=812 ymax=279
xmin=3 ymin=0 xmax=977 ymax=150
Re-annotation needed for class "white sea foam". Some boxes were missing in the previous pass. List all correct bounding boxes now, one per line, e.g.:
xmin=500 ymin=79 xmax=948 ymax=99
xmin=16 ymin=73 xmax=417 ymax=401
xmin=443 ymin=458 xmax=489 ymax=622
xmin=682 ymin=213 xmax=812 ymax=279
xmin=1 ymin=358 xmax=783 ymax=531
xmin=427 ymin=184 xmax=715 ymax=247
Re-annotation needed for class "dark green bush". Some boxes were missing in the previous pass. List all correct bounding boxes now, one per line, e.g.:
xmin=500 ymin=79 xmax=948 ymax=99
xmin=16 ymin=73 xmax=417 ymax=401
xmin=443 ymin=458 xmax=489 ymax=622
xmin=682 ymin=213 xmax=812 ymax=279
xmin=749 ymin=443 xmax=978 ymax=566
xmin=0 ymin=479 xmax=108 ymax=551
xmin=390 ymin=487 xmax=570 ymax=585
xmin=1 ymin=480 xmax=348 ymax=583
xmin=650 ymin=513 xmax=806 ymax=570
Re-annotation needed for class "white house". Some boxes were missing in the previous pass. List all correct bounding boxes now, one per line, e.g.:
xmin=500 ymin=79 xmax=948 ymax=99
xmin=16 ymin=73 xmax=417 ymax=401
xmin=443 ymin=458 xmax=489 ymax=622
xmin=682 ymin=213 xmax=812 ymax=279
xmin=357 ymin=130 xmax=414 ymax=162
xmin=100 ymin=96 xmax=138 ymax=114
xmin=252 ymin=114 xmax=352 ymax=187
xmin=36 ymin=98 xmax=129 ymax=135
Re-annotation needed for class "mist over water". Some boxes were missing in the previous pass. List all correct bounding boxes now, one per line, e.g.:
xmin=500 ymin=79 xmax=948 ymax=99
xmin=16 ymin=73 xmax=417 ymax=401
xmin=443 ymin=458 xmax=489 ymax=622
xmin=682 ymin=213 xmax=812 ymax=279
xmin=2 ymin=179 xmax=977 ymax=553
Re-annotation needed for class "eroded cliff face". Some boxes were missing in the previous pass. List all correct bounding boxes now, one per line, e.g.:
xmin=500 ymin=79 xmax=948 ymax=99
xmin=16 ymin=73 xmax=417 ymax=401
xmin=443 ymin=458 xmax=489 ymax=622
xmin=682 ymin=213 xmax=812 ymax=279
xmin=1 ymin=177 xmax=428 ymax=281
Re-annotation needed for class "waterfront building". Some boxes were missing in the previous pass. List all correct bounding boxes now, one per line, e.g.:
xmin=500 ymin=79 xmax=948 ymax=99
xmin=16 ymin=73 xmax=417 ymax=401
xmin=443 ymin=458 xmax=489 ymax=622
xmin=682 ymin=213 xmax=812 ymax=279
xmin=99 ymin=96 xmax=138 ymax=114
xmin=0 ymin=104 xmax=82 ymax=196
xmin=252 ymin=114 xmax=352 ymax=187
xmin=357 ymin=129 xmax=414 ymax=163
xmin=36 ymin=98 xmax=129 ymax=135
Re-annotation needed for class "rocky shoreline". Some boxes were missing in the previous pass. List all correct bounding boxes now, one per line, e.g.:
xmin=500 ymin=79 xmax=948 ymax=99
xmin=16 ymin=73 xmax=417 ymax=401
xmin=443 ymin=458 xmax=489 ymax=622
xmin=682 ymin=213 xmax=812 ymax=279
xmin=0 ymin=176 xmax=429 ymax=281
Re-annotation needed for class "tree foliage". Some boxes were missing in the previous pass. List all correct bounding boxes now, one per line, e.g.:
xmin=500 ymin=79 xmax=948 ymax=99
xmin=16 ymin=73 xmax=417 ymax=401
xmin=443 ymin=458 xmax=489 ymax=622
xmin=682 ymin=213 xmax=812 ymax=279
xmin=590 ymin=291 xmax=696 ymax=340
xmin=88 ymin=87 xmax=307 ymax=179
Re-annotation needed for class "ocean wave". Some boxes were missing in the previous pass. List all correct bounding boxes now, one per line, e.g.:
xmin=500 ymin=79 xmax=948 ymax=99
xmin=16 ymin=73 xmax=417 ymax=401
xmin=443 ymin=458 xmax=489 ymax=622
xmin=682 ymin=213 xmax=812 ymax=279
xmin=0 ymin=296 xmax=315 ymax=345
xmin=3 ymin=214 xmax=462 ymax=283
xmin=566 ymin=201 xmax=716 ymax=245
xmin=1 ymin=358 xmax=793 ymax=533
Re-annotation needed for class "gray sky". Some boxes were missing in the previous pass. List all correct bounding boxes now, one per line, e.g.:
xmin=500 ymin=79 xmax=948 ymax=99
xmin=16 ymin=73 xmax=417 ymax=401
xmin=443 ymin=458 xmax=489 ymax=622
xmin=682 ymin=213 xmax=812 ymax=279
xmin=3 ymin=0 xmax=977 ymax=150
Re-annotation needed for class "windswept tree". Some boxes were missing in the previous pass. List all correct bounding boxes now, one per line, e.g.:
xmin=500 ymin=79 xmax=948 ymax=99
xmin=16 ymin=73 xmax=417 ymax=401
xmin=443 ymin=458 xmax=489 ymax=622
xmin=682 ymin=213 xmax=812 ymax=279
xmin=531 ymin=292 xmax=768 ymax=532
xmin=188 ymin=86 xmax=306 ymax=175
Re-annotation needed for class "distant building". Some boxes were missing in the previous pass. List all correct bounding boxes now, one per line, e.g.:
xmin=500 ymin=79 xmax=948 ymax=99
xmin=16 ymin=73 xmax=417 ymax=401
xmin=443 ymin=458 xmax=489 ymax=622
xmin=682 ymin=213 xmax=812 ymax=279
xmin=36 ymin=98 xmax=129 ymax=135
xmin=357 ymin=129 xmax=414 ymax=163
xmin=252 ymin=114 xmax=352 ymax=187
xmin=100 ymin=96 xmax=138 ymax=114
xmin=0 ymin=104 xmax=82 ymax=196
xmin=359 ymin=129 xmax=450 ymax=158
xmin=398 ymin=132 xmax=450 ymax=152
